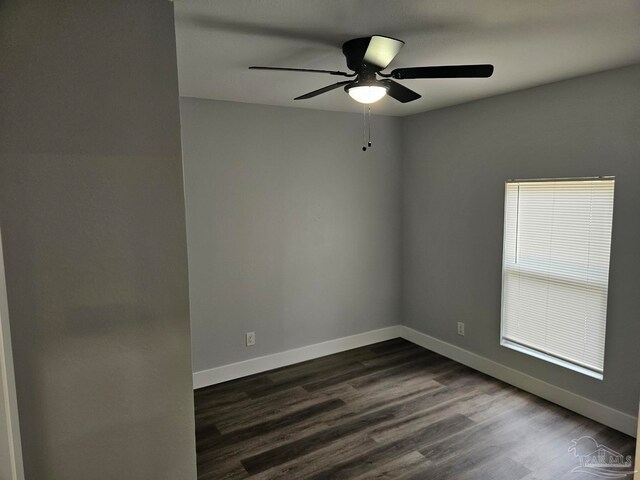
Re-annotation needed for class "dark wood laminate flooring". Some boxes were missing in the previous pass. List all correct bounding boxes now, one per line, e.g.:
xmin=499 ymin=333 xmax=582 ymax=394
xmin=194 ymin=339 xmax=636 ymax=480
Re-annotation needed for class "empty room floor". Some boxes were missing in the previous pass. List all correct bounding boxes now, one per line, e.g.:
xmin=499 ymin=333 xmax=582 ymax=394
xmin=194 ymin=338 xmax=636 ymax=480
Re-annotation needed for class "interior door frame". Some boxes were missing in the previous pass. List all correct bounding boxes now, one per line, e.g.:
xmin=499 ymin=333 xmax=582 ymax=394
xmin=0 ymin=227 xmax=24 ymax=480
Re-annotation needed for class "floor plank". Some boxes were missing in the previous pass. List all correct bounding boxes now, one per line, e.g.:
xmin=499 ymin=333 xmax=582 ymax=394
xmin=194 ymin=339 xmax=636 ymax=480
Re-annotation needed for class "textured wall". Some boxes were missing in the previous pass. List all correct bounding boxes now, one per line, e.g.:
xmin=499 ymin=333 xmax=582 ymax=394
xmin=402 ymin=65 xmax=640 ymax=416
xmin=180 ymin=98 xmax=402 ymax=372
xmin=0 ymin=1 xmax=197 ymax=478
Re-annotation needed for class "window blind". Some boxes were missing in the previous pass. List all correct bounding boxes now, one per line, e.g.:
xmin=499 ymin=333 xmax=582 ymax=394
xmin=500 ymin=178 xmax=615 ymax=376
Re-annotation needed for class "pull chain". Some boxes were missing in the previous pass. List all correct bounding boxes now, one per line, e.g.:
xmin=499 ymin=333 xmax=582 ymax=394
xmin=362 ymin=104 xmax=373 ymax=151
xmin=362 ymin=103 xmax=367 ymax=151
xmin=368 ymin=104 xmax=372 ymax=148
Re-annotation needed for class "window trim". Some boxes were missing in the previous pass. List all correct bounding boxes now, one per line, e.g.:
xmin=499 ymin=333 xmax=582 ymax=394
xmin=500 ymin=340 xmax=604 ymax=380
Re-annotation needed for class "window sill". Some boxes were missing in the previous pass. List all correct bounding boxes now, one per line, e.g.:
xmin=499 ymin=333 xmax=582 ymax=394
xmin=500 ymin=339 xmax=603 ymax=381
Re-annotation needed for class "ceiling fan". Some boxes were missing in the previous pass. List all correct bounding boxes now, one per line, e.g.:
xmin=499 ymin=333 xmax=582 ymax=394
xmin=249 ymin=35 xmax=494 ymax=105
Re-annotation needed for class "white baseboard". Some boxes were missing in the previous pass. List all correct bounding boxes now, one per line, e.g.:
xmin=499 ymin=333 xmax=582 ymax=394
xmin=399 ymin=325 xmax=637 ymax=437
xmin=192 ymin=325 xmax=402 ymax=389
xmin=191 ymin=323 xmax=637 ymax=437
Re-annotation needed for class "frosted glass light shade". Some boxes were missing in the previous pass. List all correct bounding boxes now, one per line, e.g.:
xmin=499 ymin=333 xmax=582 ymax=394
xmin=347 ymin=85 xmax=387 ymax=104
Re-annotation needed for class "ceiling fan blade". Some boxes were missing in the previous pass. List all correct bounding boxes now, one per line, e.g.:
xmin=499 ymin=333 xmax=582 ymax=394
xmin=249 ymin=66 xmax=354 ymax=77
xmin=390 ymin=64 xmax=494 ymax=79
xmin=294 ymin=80 xmax=354 ymax=100
xmin=382 ymin=80 xmax=421 ymax=103
xmin=363 ymin=36 xmax=405 ymax=69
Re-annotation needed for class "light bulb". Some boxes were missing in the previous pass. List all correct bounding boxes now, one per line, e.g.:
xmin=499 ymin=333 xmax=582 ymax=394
xmin=347 ymin=85 xmax=387 ymax=104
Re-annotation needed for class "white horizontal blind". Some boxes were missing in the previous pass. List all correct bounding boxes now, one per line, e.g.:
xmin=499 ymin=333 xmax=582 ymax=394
xmin=501 ymin=178 xmax=615 ymax=375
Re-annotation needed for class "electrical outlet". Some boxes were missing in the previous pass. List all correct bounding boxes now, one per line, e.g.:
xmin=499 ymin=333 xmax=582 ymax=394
xmin=457 ymin=322 xmax=465 ymax=336
xmin=246 ymin=332 xmax=256 ymax=346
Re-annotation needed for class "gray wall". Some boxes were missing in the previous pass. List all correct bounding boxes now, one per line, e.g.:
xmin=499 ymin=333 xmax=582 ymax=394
xmin=402 ymin=64 xmax=640 ymax=416
xmin=0 ymin=1 xmax=197 ymax=479
xmin=180 ymin=98 xmax=401 ymax=372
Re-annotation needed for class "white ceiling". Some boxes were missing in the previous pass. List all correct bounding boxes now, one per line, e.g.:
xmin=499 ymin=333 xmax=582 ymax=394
xmin=174 ymin=0 xmax=640 ymax=117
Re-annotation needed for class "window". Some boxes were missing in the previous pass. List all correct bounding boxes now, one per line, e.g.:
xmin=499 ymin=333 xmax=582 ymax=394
xmin=500 ymin=177 xmax=615 ymax=379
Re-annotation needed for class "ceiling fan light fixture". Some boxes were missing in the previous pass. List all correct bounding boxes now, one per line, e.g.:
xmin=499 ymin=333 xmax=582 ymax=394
xmin=346 ymin=84 xmax=388 ymax=104
xmin=250 ymin=35 xmax=493 ymax=106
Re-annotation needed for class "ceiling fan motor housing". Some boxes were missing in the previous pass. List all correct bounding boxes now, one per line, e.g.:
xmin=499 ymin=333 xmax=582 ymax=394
xmin=344 ymin=78 xmax=385 ymax=94
xmin=342 ymin=37 xmax=383 ymax=73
